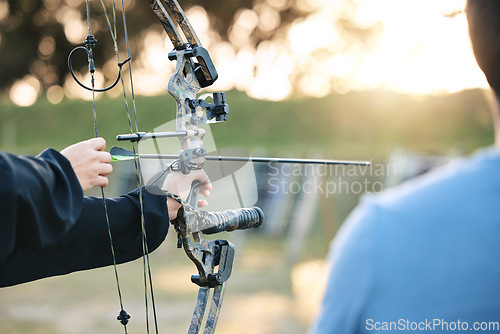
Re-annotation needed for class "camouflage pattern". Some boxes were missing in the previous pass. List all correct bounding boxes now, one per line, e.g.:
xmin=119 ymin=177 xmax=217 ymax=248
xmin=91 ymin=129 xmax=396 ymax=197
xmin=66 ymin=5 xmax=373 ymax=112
xmin=167 ymin=51 xmax=205 ymax=171
xmin=203 ymin=284 xmax=226 ymax=333
xmin=164 ymin=0 xmax=202 ymax=46
xmin=163 ymin=0 xmax=214 ymax=83
xmin=186 ymin=283 xmax=226 ymax=334
xmin=201 ymin=208 xmax=263 ymax=234
xmin=174 ymin=207 xmax=216 ymax=282
xmin=144 ymin=0 xmax=184 ymax=48
xmin=188 ymin=287 xmax=210 ymax=333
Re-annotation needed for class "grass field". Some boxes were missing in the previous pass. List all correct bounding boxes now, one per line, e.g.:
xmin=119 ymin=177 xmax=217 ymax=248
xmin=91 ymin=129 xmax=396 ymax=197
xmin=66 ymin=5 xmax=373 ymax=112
xmin=0 ymin=88 xmax=493 ymax=159
xmin=0 ymin=232 xmax=329 ymax=334
xmin=0 ymin=88 xmax=495 ymax=333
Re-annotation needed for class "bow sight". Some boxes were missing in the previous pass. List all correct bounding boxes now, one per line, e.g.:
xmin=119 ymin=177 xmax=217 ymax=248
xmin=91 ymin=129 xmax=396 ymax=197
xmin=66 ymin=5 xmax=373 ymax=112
xmin=189 ymin=92 xmax=229 ymax=123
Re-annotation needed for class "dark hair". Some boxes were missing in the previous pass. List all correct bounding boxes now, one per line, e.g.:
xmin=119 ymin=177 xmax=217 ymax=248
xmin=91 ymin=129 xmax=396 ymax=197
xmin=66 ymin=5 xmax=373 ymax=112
xmin=467 ymin=0 xmax=500 ymax=97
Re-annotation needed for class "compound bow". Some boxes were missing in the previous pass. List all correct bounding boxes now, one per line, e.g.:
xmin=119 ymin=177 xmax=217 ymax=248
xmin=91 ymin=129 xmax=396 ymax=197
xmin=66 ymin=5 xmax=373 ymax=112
xmin=68 ymin=1 xmax=369 ymax=333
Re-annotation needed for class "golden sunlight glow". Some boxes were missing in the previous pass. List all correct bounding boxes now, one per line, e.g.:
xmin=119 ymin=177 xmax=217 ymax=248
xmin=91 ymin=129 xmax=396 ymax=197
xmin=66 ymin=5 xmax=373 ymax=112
xmin=63 ymin=72 xmax=104 ymax=101
xmin=288 ymin=15 xmax=339 ymax=57
xmin=229 ymin=9 xmax=259 ymax=48
xmin=9 ymin=76 xmax=42 ymax=107
xmin=38 ymin=36 xmax=56 ymax=58
xmin=209 ymin=41 xmax=237 ymax=91
xmin=187 ymin=6 xmax=215 ymax=48
xmin=267 ymin=0 xmax=289 ymax=10
xmin=10 ymin=0 xmax=491 ymax=105
xmin=348 ymin=0 xmax=488 ymax=94
xmin=250 ymin=41 xmax=294 ymax=100
xmin=43 ymin=0 xmax=61 ymax=11
xmin=0 ymin=1 xmax=9 ymax=23
xmin=65 ymin=0 xmax=83 ymax=8
xmin=47 ymin=85 xmax=64 ymax=104
xmin=214 ymin=0 xmax=487 ymax=100
xmin=132 ymin=30 xmax=176 ymax=96
xmin=187 ymin=6 xmax=209 ymax=34
xmin=283 ymin=0 xmax=489 ymax=96
xmin=56 ymin=6 xmax=86 ymax=44
xmin=255 ymin=3 xmax=281 ymax=33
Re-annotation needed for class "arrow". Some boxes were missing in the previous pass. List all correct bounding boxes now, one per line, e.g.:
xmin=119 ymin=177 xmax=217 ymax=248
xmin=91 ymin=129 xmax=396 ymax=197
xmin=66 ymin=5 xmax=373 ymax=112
xmin=110 ymin=146 xmax=371 ymax=166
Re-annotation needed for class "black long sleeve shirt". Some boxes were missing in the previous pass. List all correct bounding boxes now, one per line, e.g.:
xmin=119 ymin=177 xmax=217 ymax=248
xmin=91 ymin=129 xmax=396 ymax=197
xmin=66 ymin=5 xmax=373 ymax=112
xmin=0 ymin=149 xmax=169 ymax=287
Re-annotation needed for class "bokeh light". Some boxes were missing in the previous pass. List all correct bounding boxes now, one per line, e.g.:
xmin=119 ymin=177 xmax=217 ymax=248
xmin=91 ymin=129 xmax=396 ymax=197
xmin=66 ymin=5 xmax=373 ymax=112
xmin=6 ymin=0 xmax=490 ymax=105
xmin=0 ymin=0 xmax=9 ymax=23
xmin=38 ymin=36 xmax=56 ymax=58
xmin=9 ymin=76 xmax=42 ymax=107
xmin=47 ymin=85 xmax=65 ymax=104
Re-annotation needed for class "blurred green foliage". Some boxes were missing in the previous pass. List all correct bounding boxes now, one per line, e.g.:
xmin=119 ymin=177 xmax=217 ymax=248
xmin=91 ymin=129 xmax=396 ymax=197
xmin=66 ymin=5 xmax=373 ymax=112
xmin=0 ymin=0 xmax=378 ymax=96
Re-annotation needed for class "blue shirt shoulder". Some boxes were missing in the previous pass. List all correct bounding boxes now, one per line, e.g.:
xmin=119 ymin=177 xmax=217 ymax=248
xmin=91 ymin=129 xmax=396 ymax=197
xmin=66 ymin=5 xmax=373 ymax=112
xmin=311 ymin=148 xmax=500 ymax=334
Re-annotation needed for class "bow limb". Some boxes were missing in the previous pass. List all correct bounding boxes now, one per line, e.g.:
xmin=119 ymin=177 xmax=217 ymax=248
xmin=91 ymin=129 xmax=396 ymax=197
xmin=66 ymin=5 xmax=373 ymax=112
xmin=164 ymin=0 xmax=203 ymax=46
xmin=145 ymin=0 xmax=184 ymax=48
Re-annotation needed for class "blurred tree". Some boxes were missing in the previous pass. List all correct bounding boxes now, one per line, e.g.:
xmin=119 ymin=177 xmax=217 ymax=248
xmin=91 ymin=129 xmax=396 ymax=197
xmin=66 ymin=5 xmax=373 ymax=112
xmin=0 ymin=0 xmax=381 ymax=98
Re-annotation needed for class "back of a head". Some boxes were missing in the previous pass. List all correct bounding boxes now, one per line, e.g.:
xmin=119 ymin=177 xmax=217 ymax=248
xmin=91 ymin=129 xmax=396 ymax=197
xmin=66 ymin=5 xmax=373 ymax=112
xmin=467 ymin=0 xmax=500 ymax=98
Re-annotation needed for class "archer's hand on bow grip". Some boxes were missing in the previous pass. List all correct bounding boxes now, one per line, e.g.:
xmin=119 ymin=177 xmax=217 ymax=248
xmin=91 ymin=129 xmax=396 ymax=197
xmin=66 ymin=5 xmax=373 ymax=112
xmin=164 ymin=172 xmax=212 ymax=220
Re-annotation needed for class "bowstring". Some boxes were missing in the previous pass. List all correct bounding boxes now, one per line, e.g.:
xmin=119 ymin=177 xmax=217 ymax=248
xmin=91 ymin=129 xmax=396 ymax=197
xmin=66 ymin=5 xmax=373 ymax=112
xmin=97 ymin=0 xmax=159 ymax=333
xmin=83 ymin=1 xmax=129 ymax=333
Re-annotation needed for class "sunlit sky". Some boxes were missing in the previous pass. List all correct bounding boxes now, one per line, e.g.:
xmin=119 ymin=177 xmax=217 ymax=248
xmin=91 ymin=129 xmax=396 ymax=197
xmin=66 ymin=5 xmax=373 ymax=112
xmin=349 ymin=0 xmax=487 ymax=95
xmin=7 ymin=0 xmax=490 ymax=105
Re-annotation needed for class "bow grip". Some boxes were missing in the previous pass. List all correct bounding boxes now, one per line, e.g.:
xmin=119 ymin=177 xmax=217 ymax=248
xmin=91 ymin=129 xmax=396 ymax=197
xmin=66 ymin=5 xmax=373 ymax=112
xmin=200 ymin=207 xmax=264 ymax=234
xmin=186 ymin=180 xmax=201 ymax=208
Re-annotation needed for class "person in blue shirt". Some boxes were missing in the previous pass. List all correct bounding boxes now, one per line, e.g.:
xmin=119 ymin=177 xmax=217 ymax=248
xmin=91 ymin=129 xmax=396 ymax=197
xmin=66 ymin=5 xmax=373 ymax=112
xmin=0 ymin=137 xmax=211 ymax=287
xmin=310 ymin=1 xmax=500 ymax=333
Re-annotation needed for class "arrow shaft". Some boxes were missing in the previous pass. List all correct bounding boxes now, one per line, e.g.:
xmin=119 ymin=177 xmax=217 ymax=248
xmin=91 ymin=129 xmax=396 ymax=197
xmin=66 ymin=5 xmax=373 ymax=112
xmin=113 ymin=151 xmax=370 ymax=166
